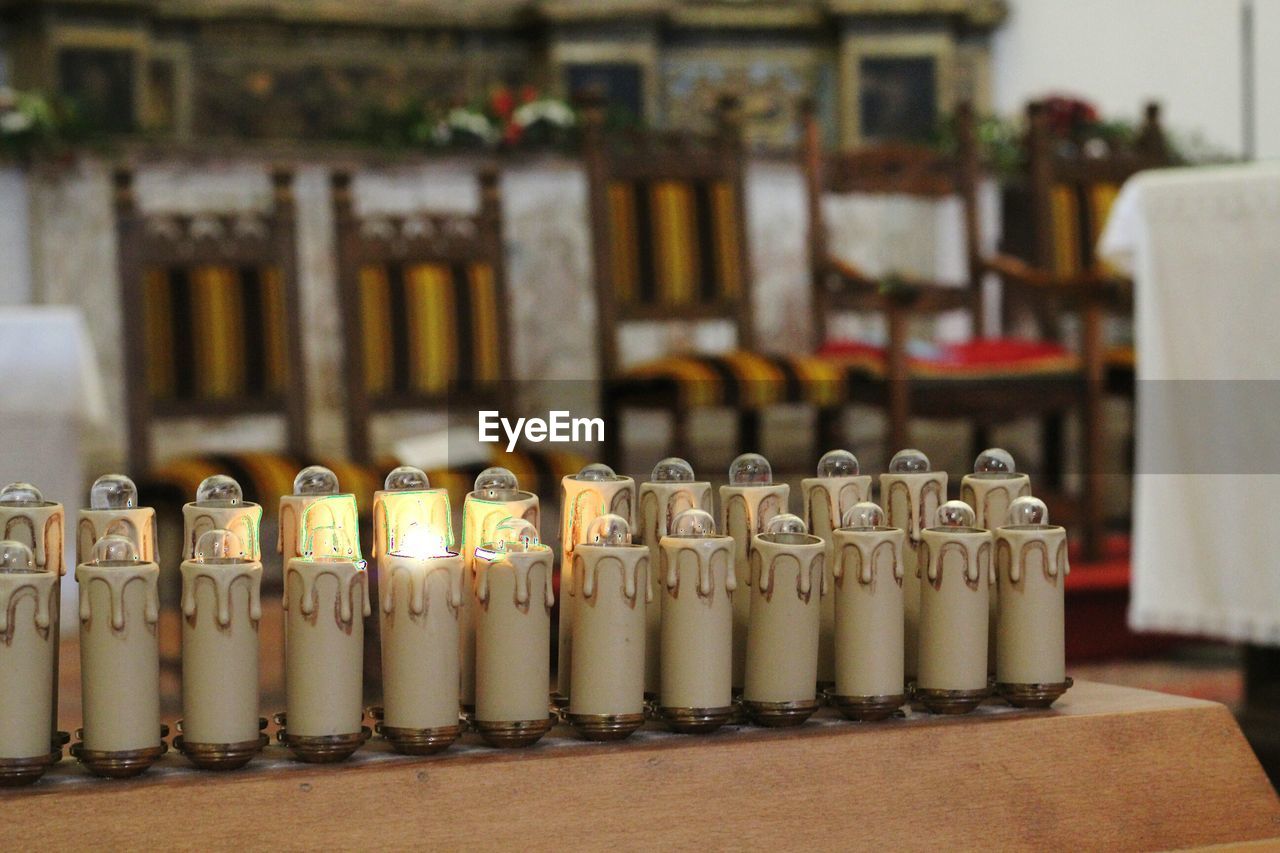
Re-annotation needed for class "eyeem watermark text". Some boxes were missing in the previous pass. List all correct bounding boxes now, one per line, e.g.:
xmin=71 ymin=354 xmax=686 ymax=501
xmin=478 ymin=410 xmax=604 ymax=452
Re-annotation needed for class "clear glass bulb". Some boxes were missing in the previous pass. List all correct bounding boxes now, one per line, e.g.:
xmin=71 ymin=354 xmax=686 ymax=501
xmin=842 ymin=501 xmax=885 ymax=529
xmin=937 ymin=500 xmax=976 ymax=529
xmin=728 ymin=453 xmax=772 ymax=485
xmin=765 ymin=513 xmax=807 ymax=535
xmin=92 ymin=534 xmax=139 ymax=565
xmin=293 ymin=465 xmax=339 ymax=496
xmin=302 ymin=522 xmax=357 ymax=561
xmin=888 ymin=449 xmax=930 ymax=474
xmin=196 ymin=474 xmax=242 ymax=507
xmin=384 ymin=465 xmax=430 ymax=492
xmin=670 ymin=508 xmax=716 ymax=537
xmin=651 ymin=457 xmax=695 ymax=483
xmin=973 ymin=448 xmax=1016 ymax=477
xmin=586 ymin=514 xmax=631 ymax=546
xmin=817 ymin=449 xmax=860 ymax=478
xmin=473 ymin=466 xmax=518 ymax=498
xmin=574 ymin=462 xmax=617 ymax=481
xmin=195 ymin=528 xmax=246 ymax=563
xmin=1006 ymin=496 xmax=1049 ymax=527
xmin=0 ymin=540 xmax=36 ymax=574
xmin=492 ymin=517 xmax=540 ymax=553
xmin=0 ymin=482 xmax=44 ymax=506
xmin=90 ymin=474 xmax=137 ymax=510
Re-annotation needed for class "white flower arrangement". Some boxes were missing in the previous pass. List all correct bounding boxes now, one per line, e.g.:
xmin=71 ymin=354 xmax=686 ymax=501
xmin=513 ymin=99 xmax=575 ymax=130
xmin=435 ymin=107 xmax=499 ymax=146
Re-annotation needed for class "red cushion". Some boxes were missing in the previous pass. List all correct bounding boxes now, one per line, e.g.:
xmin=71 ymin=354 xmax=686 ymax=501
xmin=818 ymin=337 xmax=1081 ymax=379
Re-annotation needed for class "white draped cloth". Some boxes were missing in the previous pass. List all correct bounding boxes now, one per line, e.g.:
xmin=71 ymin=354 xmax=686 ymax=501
xmin=1100 ymin=163 xmax=1280 ymax=645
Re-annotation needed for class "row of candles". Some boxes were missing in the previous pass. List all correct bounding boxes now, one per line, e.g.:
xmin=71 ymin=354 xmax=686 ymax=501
xmin=0 ymin=446 xmax=1068 ymax=785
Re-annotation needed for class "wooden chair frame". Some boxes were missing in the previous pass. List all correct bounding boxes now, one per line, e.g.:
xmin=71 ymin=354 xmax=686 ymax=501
xmin=114 ymin=166 xmax=308 ymax=475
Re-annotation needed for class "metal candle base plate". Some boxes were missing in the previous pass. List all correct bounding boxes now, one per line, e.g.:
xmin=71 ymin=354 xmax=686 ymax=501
xmin=743 ymin=698 xmax=820 ymax=727
xmin=174 ymin=717 xmax=268 ymax=771
xmin=566 ymin=712 xmax=646 ymax=741
xmin=658 ymin=705 xmax=736 ymax=734
xmin=274 ymin=712 xmax=371 ymax=764
xmin=72 ymin=725 xmax=169 ymax=778
xmin=915 ymin=686 xmax=991 ymax=715
xmin=378 ymin=723 xmax=462 ymax=755
xmin=827 ymin=693 xmax=907 ymax=722
xmin=0 ymin=749 xmax=60 ymax=787
xmin=997 ymin=677 xmax=1074 ymax=709
xmin=474 ymin=716 xmax=555 ymax=748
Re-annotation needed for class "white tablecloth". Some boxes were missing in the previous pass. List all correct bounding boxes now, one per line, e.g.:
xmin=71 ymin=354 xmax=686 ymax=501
xmin=1100 ymin=163 xmax=1280 ymax=645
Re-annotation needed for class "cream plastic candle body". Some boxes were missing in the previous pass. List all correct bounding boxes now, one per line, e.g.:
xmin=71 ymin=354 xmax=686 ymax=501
xmin=801 ymin=475 xmax=871 ymax=686
xmin=76 ymin=558 xmax=162 ymax=773
xmin=183 ymin=502 xmax=264 ymax=561
xmin=996 ymin=524 xmax=1070 ymax=707
xmin=460 ymin=488 xmax=539 ymax=708
xmin=658 ymin=534 xmax=736 ymax=732
xmin=917 ymin=526 xmax=992 ymax=714
xmin=559 ymin=474 xmax=634 ymax=701
xmin=178 ymin=555 xmax=264 ymax=767
xmin=282 ymin=557 xmax=370 ymax=759
xmin=637 ymin=479 xmax=712 ymax=696
xmin=743 ymin=532 xmax=825 ymax=726
xmin=961 ymin=471 xmax=1031 ymax=671
xmin=718 ymin=483 xmax=788 ymax=690
xmin=568 ymin=543 xmax=649 ymax=740
xmin=879 ymin=471 xmax=945 ymax=681
xmin=831 ymin=526 xmax=906 ymax=720
xmin=474 ymin=548 xmax=555 ymax=747
xmin=0 ymin=570 xmax=57 ymax=780
xmin=77 ymin=507 xmax=156 ymax=565
xmin=379 ymin=552 xmax=464 ymax=753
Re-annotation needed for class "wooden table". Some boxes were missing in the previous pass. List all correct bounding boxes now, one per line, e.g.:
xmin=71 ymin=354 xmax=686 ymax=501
xmin=6 ymin=680 xmax=1277 ymax=850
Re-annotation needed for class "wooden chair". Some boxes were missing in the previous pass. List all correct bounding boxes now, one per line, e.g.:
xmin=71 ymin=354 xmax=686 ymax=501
xmin=800 ymin=100 xmax=1098 ymax=550
xmin=583 ymin=93 xmax=844 ymax=468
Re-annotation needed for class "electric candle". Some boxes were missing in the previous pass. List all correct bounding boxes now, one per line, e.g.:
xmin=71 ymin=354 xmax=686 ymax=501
xmin=73 ymin=534 xmax=164 ymax=777
xmin=280 ymin=494 xmax=370 ymax=762
xmin=719 ymin=453 xmax=788 ymax=694
xmin=658 ymin=509 xmax=736 ymax=734
xmin=995 ymin=497 xmax=1072 ymax=707
xmin=879 ymin=449 xmax=945 ymax=684
xmin=460 ymin=467 xmax=539 ymax=712
xmin=567 ymin=514 xmax=649 ymax=741
xmin=78 ymin=473 xmax=156 ymax=565
xmin=830 ymin=502 xmax=906 ymax=721
xmin=0 ymin=482 xmax=65 ymax=755
xmin=743 ymin=514 xmax=825 ymax=727
xmin=559 ymin=462 xmax=634 ymax=704
xmin=176 ymin=529 xmax=266 ymax=770
xmin=378 ymin=520 xmax=464 ymax=754
xmin=801 ymin=450 xmax=871 ymax=690
xmin=916 ymin=501 xmax=992 ymax=715
xmin=637 ymin=457 xmax=712 ymax=698
xmin=0 ymin=541 xmax=58 ymax=785
xmin=279 ymin=464 xmax=341 ymax=561
xmin=473 ymin=519 xmax=555 ymax=748
xmin=183 ymin=474 xmax=263 ymax=560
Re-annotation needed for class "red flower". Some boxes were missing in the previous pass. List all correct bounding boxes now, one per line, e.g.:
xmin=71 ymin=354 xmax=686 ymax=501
xmin=503 ymin=121 xmax=522 ymax=146
xmin=1041 ymin=94 xmax=1100 ymax=139
xmin=519 ymin=84 xmax=539 ymax=105
xmin=490 ymin=87 xmax=515 ymax=120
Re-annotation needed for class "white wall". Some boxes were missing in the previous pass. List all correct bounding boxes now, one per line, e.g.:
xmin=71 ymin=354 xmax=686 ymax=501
xmin=992 ymin=0 xmax=1252 ymax=157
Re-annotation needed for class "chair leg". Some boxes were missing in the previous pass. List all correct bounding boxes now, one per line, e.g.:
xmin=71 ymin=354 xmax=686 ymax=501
xmin=671 ymin=405 xmax=691 ymax=462
xmin=1082 ymin=385 xmax=1105 ymax=562
xmin=971 ymin=424 xmax=991 ymax=466
xmin=738 ymin=409 xmax=763 ymax=454
xmin=816 ymin=406 xmax=842 ymax=455
xmin=1041 ymin=415 xmax=1065 ymax=492
xmin=602 ymin=390 xmax=623 ymax=470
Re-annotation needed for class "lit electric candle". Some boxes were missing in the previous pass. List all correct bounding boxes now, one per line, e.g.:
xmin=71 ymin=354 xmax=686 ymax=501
xmin=743 ymin=514 xmax=825 ymax=727
xmin=719 ymin=453 xmax=788 ymax=694
xmin=917 ymin=501 xmax=992 ymax=715
xmin=460 ymin=467 xmax=539 ymax=712
xmin=176 ymin=529 xmax=265 ymax=770
xmin=830 ymin=502 xmax=906 ymax=721
xmin=73 ymin=534 xmax=164 ymax=777
xmin=473 ymin=519 xmax=555 ymax=748
xmin=657 ymin=509 xmax=736 ymax=734
xmin=567 ymin=514 xmax=649 ymax=741
xmin=637 ymin=457 xmax=712 ymax=699
xmin=182 ymin=474 xmax=263 ymax=561
xmin=961 ymin=448 xmax=1031 ymax=674
xmin=801 ymin=450 xmax=871 ymax=691
xmin=559 ymin=463 xmax=634 ymax=704
xmin=280 ymin=493 xmax=370 ymax=762
xmin=279 ymin=464 xmax=341 ymax=561
xmin=0 ymin=482 xmax=66 ymax=755
xmin=378 ymin=521 xmax=464 ymax=755
xmin=879 ymin=449 xmax=945 ymax=684
xmin=0 ymin=541 xmax=58 ymax=786
xmin=78 ymin=473 xmax=156 ymax=564
xmin=995 ymin=497 xmax=1072 ymax=707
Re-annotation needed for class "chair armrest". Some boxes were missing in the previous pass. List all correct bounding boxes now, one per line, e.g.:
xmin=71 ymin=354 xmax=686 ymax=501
xmin=822 ymin=257 xmax=974 ymax=314
xmin=985 ymin=253 xmax=1131 ymax=310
